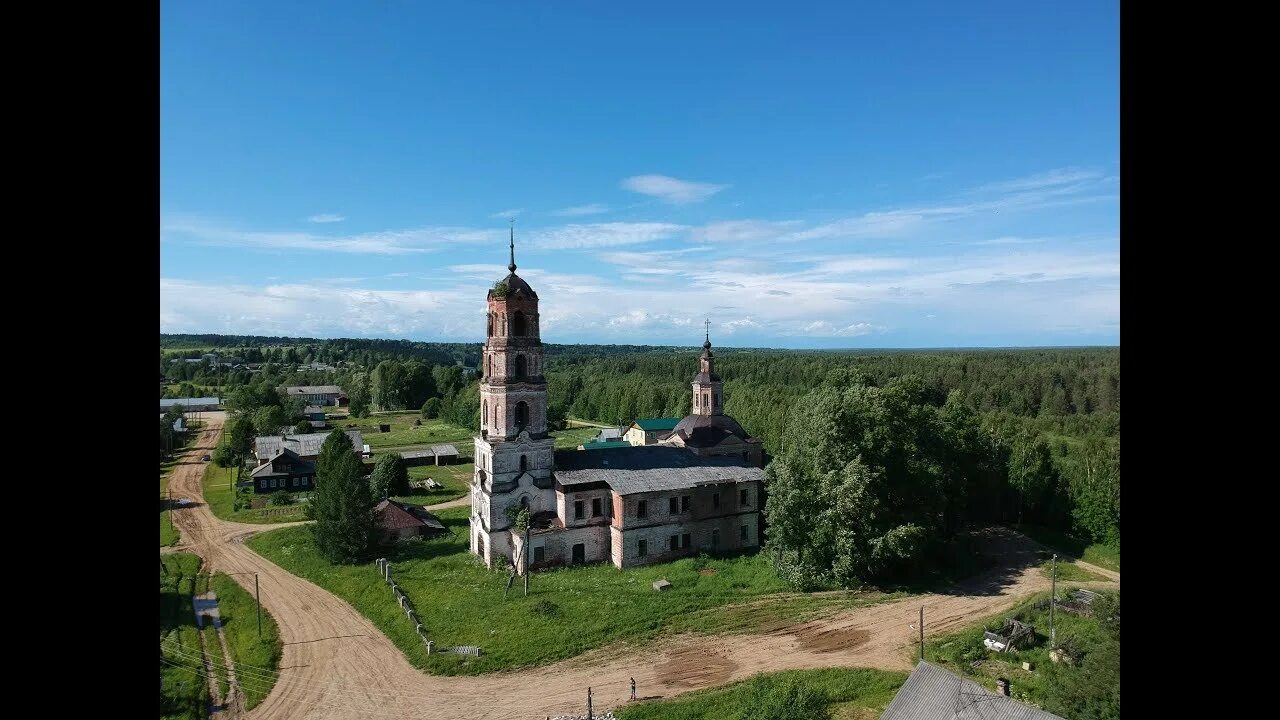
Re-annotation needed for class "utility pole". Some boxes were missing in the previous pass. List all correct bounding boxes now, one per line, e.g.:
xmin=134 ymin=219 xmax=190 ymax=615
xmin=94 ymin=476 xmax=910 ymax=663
xmin=919 ymin=606 xmax=925 ymax=661
xmin=255 ymin=573 xmax=262 ymax=639
xmin=523 ymin=523 xmax=530 ymax=597
xmin=1050 ymin=554 xmax=1057 ymax=648
xmin=587 ymin=687 xmax=593 ymax=720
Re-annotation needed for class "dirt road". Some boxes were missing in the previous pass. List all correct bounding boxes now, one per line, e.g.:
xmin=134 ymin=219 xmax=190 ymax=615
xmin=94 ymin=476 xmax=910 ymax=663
xmin=167 ymin=418 xmax=1118 ymax=720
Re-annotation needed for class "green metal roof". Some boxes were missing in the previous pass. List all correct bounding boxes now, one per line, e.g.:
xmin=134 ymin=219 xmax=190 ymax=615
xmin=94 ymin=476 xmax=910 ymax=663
xmin=580 ymin=440 xmax=633 ymax=450
xmin=633 ymin=417 xmax=682 ymax=431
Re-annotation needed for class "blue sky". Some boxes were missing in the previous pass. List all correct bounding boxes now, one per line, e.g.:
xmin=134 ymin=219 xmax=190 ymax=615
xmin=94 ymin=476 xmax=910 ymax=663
xmin=160 ymin=1 xmax=1119 ymax=349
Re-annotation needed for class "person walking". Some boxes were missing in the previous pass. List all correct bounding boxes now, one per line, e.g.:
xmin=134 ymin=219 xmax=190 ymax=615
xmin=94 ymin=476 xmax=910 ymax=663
xmin=630 ymin=677 xmax=636 ymax=700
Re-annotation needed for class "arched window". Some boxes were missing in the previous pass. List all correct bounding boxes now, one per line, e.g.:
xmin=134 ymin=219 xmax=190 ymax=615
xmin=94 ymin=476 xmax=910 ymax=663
xmin=519 ymin=495 xmax=529 ymax=509
xmin=515 ymin=401 xmax=529 ymax=431
xmin=513 ymin=311 xmax=527 ymax=336
xmin=515 ymin=354 xmax=527 ymax=379
xmin=704 ymin=392 xmax=710 ymax=409
xmin=487 ymin=313 xmax=493 ymax=337
xmin=520 ymin=454 xmax=528 ymax=472
xmin=486 ymin=355 xmax=492 ymax=378
xmin=482 ymin=401 xmax=488 ymax=426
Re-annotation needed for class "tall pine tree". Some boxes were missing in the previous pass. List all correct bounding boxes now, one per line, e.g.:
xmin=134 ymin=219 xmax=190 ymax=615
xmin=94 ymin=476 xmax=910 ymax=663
xmin=308 ymin=430 xmax=374 ymax=563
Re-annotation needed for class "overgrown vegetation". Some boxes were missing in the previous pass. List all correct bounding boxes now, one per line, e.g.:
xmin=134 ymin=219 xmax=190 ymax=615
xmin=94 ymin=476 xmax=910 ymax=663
xmin=160 ymin=553 xmax=207 ymax=720
xmin=615 ymin=668 xmax=907 ymax=720
xmin=247 ymin=507 xmax=894 ymax=675
xmin=926 ymin=590 xmax=1120 ymax=719
xmin=209 ymin=573 xmax=283 ymax=709
xmin=202 ymin=461 xmax=308 ymax=524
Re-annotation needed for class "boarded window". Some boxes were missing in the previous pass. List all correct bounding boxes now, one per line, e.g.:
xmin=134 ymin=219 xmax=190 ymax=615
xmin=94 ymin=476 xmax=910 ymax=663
xmin=637 ymin=499 xmax=647 ymax=518
xmin=638 ymin=539 xmax=648 ymax=557
xmin=574 ymin=500 xmax=584 ymax=520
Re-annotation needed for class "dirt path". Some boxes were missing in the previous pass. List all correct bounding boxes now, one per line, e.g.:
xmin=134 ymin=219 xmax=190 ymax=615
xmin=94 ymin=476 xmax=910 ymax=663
xmin=425 ymin=496 xmax=469 ymax=511
xmin=168 ymin=419 xmax=1118 ymax=720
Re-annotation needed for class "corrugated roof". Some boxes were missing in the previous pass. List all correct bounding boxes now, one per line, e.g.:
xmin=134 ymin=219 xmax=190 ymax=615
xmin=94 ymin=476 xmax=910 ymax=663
xmin=280 ymin=385 xmax=344 ymax=395
xmin=375 ymin=499 xmax=446 ymax=531
xmin=398 ymin=449 xmax=436 ymax=460
xmin=880 ymin=661 xmax=1065 ymax=720
xmin=254 ymin=429 xmax=363 ymax=460
xmin=160 ymin=397 xmax=221 ymax=408
xmin=554 ymin=446 xmax=763 ymax=495
xmin=633 ymin=417 xmax=682 ymax=431
xmin=580 ymin=440 xmax=633 ymax=450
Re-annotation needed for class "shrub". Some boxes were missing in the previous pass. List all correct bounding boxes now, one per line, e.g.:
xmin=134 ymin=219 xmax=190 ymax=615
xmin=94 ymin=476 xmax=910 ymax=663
xmin=270 ymin=490 xmax=295 ymax=506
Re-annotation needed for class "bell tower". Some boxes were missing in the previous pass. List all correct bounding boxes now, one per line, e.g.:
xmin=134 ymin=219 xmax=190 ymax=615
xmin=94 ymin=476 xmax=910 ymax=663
xmin=691 ymin=319 xmax=724 ymax=416
xmin=471 ymin=224 xmax=557 ymax=567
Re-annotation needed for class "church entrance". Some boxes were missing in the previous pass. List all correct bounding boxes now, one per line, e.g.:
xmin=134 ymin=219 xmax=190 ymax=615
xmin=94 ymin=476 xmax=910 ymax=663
xmin=571 ymin=543 xmax=585 ymax=564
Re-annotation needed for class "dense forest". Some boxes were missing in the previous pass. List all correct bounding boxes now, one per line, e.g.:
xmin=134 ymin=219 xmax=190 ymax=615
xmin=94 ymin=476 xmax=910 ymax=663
xmin=160 ymin=335 xmax=1120 ymax=556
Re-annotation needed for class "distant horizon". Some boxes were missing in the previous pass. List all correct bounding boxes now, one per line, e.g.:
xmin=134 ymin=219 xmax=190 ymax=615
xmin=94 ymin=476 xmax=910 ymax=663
xmin=161 ymin=3 xmax=1118 ymax=347
xmin=159 ymin=331 xmax=1118 ymax=353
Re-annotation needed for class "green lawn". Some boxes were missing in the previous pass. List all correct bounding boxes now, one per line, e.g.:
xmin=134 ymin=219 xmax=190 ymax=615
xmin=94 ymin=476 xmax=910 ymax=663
xmin=210 ymin=573 xmax=283 ymax=710
xmin=552 ymin=426 xmax=602 ymax=449
xmin=924 ymin=589 xmax=1120 ymax=717
xmin=247 ymin=506 xmax=894 ymax=676
xmin=160 ymin=553 xmax=208 ymax=720
xmin=1039 ymin=559 xmax=1107 ymax=583
xmin=391 ymin=462 xmax=473 ymax=505
xmin=615 ymin=668 xmax=907 ymax=720
xmin=343 ymin=414 xmax=474 ymax=450
xmin=1015 ymin=524 xmax=1120 ymax=572
xmin=202 ymin=462 xmax=310 ymax=524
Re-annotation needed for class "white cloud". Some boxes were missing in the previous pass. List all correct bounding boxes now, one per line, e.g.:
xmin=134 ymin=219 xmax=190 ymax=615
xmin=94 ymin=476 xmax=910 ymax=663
xmin=162 ymin=217 xmax=505 ymax=255
xmin=621 ymin=174 xmax=728 ymax=204
xmin=692 ymin=220 xmax=802 ymax=243
xmin=970 ymin=167 xmax=1102 ymax=194
xmin=551 ymin=203 xmax=610 ymax=217
xmin=306 ymin=213 xmax=345 ymax=223
xmin=606 ymin=310 xmax=696 ymax=330
xmin=971 ymin=236 xmax=1049 ymax=246
xmin=795 ymin=320 xmax=878 ymax=337
xmin=530 ymin=222 xmax=688 ymax=249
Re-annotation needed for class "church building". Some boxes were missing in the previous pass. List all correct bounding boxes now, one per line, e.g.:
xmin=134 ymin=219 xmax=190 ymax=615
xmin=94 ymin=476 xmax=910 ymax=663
xmin=469 ymin=230 xmax=766 ymax=570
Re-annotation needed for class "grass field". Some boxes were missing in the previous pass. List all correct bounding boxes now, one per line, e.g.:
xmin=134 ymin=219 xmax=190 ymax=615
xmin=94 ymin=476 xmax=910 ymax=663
xmin=202 ymin=624 xmax=229 ymax=701
xmin=202 ymin=462 xmax=310 ymax=524
xmin=552 ymin=426 xmax=601 ymax=449
xmin=924 ymin=588 xmax=1119 ymax=715
xmin=1015 ymin=524 xmax=1120 ymax=572
xmin=210 ymin=573 xmax=283 ymax=709
xmin=247 ymin=506 xmax=895 ymax=676
xmin=160 ymin=553 xmax=208 ymax=720
xmin=1039 ymin=558 xmax=1107 ymax=583
xmin=391 ymin=462 xmax=473 ymax=505
xmin=615 ymin=668 xmax=908 ymax=720
xmin=343 ymin=414 xmax=474 ymax=450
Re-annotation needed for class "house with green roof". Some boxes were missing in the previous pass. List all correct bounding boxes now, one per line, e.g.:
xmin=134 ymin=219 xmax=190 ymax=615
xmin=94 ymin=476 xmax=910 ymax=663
xmin=625 ymin=417 xmax=682 ymax=446
xmin=578 ymin=440 xmax=634 ymax=450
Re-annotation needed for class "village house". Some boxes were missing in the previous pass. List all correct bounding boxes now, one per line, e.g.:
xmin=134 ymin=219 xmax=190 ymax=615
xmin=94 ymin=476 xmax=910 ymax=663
xmin=373 ymin=499 xmax=447 ymax=544
xmin=248 ymin=447 xmax=315 ymax=493
xmin=253 ymin=429 xmax=363 ymax=464
xmin=279 ymin=384 xmax=347 ymax=407
xmin=624 ymin=417 xmax=681 ymax=446
xmin=303 ymin=405 xmax=327 ymax=429
xmin=470 ymin=231 xmax=766 ymax=570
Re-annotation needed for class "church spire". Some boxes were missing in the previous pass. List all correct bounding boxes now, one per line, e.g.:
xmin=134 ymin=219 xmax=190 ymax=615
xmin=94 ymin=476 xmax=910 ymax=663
xmin=508 ymin=219 xmax=517 ymax=273
xmin=703 ymin=318 xmax=711 ymax=350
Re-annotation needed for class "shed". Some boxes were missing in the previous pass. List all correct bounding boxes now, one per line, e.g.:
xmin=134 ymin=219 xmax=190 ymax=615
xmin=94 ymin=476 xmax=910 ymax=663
xmin=398 ymin=449 xmax=436 ymax=467
xmin=430 ymin=444 xmax=459 ymax=465
xmin=373 ymin=499 xmax=447 ymax=544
